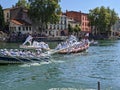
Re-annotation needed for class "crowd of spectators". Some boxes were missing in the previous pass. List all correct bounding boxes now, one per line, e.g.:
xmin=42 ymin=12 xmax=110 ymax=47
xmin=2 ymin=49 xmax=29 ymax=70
xmin=8 ymin=32 xmax=48 ymax=42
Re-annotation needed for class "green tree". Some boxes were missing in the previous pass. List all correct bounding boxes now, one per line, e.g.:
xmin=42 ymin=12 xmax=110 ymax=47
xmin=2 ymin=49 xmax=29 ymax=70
xmin=16 ymin=0 xmax=30 ymax=9
xmin=88 ymin=6 xmax=119 ymax=36
xmin=107 ymin=8 xmax=118 ymax=35
xmin=74 ymin=25 xmax=81 ymax=33
xmin=68 ymin=24 xmax=74 ymax=34
xmin=74 ymin=24 xmax=81 ymax=36
xmin=28 ymin=0 xmax=61 ymax=32
xmin=68 ymin=24 xmax=81 ymax=36
xmin=0 ymin=5 xmax=5 ymax=31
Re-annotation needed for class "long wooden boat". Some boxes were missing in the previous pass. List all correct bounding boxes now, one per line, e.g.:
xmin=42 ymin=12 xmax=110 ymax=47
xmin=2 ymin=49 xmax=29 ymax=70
xmin=0 ymin=55 xmax=50 ymax=65
xmin=58 ymin=41 xmax=89 ymax=54
xmin=52 ymin=35 xmax=90 ymax=54
xmin=0 ymin=49 xmax=50 ymax=65
xmin=18 ymin=35 xmax=50 ymax=51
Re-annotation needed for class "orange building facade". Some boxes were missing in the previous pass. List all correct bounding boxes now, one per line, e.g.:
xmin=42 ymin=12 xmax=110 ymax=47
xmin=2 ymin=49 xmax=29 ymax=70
xmin=65 ymin=11 xmax=91 ymax=33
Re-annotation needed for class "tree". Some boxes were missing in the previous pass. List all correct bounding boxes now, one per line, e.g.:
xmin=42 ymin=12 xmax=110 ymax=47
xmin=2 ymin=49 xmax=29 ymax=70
xmin=74 ymin=25 xmax=81 ymax=33
xmin=107 ymin=8 xmax=118 ymax=35
xmin=68 ymin=24 xmax=81 ymax=36
xmin=88 ymin=6 xmax=119 ymax=36
xmin=28 ymin=0 xmax=61 ymax=32
xmin=74 ymin=24 xmax=81 ymax=36
xmin=0 ymin=5 xmax=5 ymax=31
xmin=68 ymin=24 xmax=74 ymax=34
xmin=16 ymin=0 xmax=30 ymax=9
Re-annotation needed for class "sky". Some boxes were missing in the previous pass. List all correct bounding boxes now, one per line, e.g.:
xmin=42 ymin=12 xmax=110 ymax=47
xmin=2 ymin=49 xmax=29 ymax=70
xmin=0 ymin=0 xmax=120 ymax=16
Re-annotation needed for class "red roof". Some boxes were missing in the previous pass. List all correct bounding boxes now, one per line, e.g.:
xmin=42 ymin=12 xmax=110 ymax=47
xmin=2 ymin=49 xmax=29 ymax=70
xmin=11 ymin=19 xmax=31 ymax=26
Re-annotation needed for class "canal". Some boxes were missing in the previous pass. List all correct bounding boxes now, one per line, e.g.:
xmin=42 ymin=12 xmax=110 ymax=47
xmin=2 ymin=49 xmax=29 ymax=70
xmin=0 ymin=40 xmax=120 ymax=90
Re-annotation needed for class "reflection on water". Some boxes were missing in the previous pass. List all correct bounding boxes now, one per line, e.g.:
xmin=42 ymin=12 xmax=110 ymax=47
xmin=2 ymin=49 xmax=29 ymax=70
xmin=0 ymin=40 xmax=120 ymax=90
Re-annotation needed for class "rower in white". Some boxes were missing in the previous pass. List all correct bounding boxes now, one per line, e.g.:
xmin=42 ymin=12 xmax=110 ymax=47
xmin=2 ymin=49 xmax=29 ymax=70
xmin=23 ymin=34 xmax=33 ymax=46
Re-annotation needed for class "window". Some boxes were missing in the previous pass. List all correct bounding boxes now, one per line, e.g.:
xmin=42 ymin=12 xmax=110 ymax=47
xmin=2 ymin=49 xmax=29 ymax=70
xmin=23 ymin=27 xmax=25 ymax=31
xmin=46 ymin=31 xmax=47 ymax=34
xmin=29 ymin=27 xmax=31 ymax=31
xmin=64 ymin=26 xmax=66 ymax=29
xmin=7 ymin=13 xmax=9 ymax=18
xmin=61 ymin=21 xmax=62 ymax=24
xmin=50 ymin=25 xmax=52 ymax=29
xmin=26 ymin=27 xmax=28 ymax=31
xmin=64 ymin=21 xmax=66 ymax=25
xmin=18 ymin=27 xmax=21 ymax=31
xmin=54 ymin=25 xmax=56 ymax=29
xmin=7 ymin=19 xmax=9 ymax=22
xmin=57 ymin=25 xmax=59 ymax=29
xmin=61 ymin=25 xmax=63 ymax=30
xmin=49 ymin=31 xmax=51 ymax=35
xmin=14 ymin=27 xmax=16 ymax=31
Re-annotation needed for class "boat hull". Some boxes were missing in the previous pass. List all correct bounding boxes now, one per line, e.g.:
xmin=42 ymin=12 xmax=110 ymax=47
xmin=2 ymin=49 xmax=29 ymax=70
xmin=58 ymin=43 xmax=89 ymax=54
xmin=0 ymin=55 xmax=49 ymax=65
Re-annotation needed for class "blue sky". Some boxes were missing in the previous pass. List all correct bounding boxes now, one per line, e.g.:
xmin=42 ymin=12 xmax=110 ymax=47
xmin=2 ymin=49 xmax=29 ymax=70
xmin=0 ymin=0 xmax=120 ymax=16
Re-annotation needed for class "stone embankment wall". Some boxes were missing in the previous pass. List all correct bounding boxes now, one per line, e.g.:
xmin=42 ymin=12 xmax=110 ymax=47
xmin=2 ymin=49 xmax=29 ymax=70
xmin=0 ymin=31 xmax=8 ymax=42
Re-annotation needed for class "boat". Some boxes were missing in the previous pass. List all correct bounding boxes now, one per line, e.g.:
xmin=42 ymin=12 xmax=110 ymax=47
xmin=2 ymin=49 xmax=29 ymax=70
xmin=0 ymin=35 xmax=90 ymax=64
xmin=20 ymin=35 xmax=50 ymax=50
xmin=48 ymin=35 xmax=90 ymax=54
xmin=0 ymin=56 xmax=50 ymax=65
xmin=58 ymin=41 xmax=89 ymax=54
xmin=0 ymin=35 xmax=52 ymax=65
xmin=0 ymin=49 xmax=50 ymax=65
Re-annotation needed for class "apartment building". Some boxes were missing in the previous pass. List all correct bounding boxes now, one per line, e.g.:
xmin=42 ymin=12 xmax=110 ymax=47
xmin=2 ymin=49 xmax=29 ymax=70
xmin=46 ymin=15 xmax=68 ymax=37
xmin=4 ymin=7 xmax=32 ymax=34
xmin=111 ymin=19 xmax=120 ymax=37
xmin=65 ymin=11 xmax=91 ymax=33
xmin=3 ymin=8 xmax=11 ymax=23
xmin=4 ymin=7 xmax=85 ymax=37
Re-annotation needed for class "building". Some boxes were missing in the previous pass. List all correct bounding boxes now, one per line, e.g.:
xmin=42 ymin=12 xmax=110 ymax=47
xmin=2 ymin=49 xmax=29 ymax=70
xmin=111 ymin=19 xmax=120 ymax=37
xmin=65 ymin=11 xmax=91 ymax=33
xmin=3 ymin=8 xmax=11 ymax=24
xmin=3 ymin=7 xmax=69 ymax=37
xmin=67 ymin=17 xmax=81 ymax=36
xmin=10 ymin=7 xmax=32 ymax=34
xmin=68 ymin=18 xmax=80 ymax=28
xmin=9 ymin=19 xmax=32 ymax=34
xmin=3 ymin=7 xmax=32 ymax=34
xmin=46 ymin=15 xmax=68 ymax=37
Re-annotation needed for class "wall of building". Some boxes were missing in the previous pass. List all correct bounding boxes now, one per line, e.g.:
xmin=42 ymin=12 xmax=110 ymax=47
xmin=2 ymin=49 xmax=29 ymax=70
xmin=46 ymin=15 xmax=68 ymax=37
xmin=65 ymin=11 xmax=91 ymax=33
xmin=9 ymin=21 xmax=32 ymax=34
xmin=4 ymin=7 xmax=92 ymax=37
xmin=10 ymin=7 xmax=31 ymax=23
xmin=3 ymin=8 xmax=11 ymax=23
xmin=111 ymin=19 xmax=120 ymax=37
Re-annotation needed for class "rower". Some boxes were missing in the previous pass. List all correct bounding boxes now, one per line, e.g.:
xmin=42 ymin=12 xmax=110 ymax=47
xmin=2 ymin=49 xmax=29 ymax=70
xmin=22 ymin=34 xmax=33 ymax=46
xmin=55 ymin=43 xmax=62 ymax=50
xmin=0 ymin=49 xmax=4 ymax=54
xmin=35 ymin=50 xmax=40 ymax=56
xmin=3 ymin=49 xmax=11 ymax=56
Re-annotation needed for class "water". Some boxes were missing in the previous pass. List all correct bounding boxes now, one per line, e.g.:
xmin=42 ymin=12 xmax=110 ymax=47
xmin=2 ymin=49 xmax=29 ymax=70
xmin=0 ymin=40 xmax=120 ymax=90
